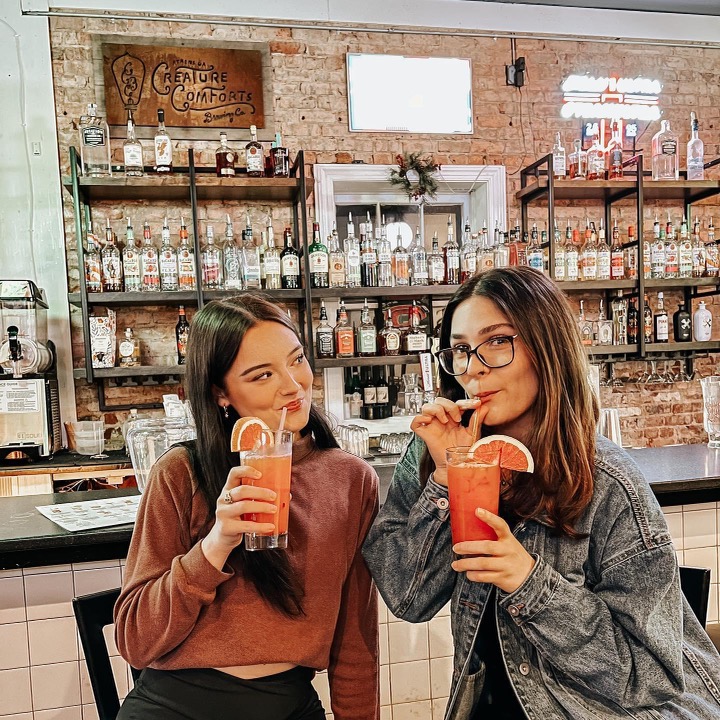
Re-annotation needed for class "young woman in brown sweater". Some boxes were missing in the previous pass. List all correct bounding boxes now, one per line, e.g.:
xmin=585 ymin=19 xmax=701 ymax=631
xmin=114 ymin=295 xmax=379 ymax=720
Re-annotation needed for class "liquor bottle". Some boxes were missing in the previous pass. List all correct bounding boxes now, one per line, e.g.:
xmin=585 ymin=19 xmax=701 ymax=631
xmin=122 ymin=218 xmax=142 ymax=292
xmin=175 ymin=305 xmax=190 ymax=364
xmin=577 ymin=300 xmax=593 ymax=346
xmin=404 ymin=301 xmax=427 ymax=352
xmin=705 ymin=219 xmax=719 ymax=278
xmin=493 ymin=227 xmax=510 ymax=268
xmin=460 ymin=219 xmax=476 ymax=282
xmin=663 ymin=218 xmax=678 ymax=279
xmin=678 ymin=216 xmax=693 ymax=279
xmin=527 ymin=223 xmax=544 ymax=273
xmin=643 ymin=294 xmax=653 ymax=343
xmin=244 ymin=124 xmax=264 ymax=177
xmin=650 ymin=218 xmax=666 ymax=279
xmin=140 ymin=221 xmax=160 ymax=292
xmin=344 ymin=213 xmax=361 ymax=288
xmin=596 ymin=221 xmax=611 ymax=281
xmin=477 ymin=225 xmax=493 ymax=272
xmin=568 ymin=139 xmax=587 ymax=180
xmin=328 ymin=224 xmax=346 ymax=288
xmin=611 ymin=291 xmax=627 ymax=345
xmin=84 ymin=233 xmax=102 ymax=293
xmin=359 ymin=224 xmax=378 ymax=288
xmin=334 ymin=300 xmax=355 ymax=359
xmin=377 ymin=219 xmax=393 ymax=287
xmin=308 ymin=222 xmax=330 ymax=288
xmin=581 ymin=221 xmax=598 ymax=281
xmin=241 ymin=214 xmax=262 ymax=290
xmin=375 ymin=366 xmax=390 ymax=420
xmin=552 ymin=132 xmax=566 ymax=179
xmin=642 ymin=228 xmax=652 ymax=280
xmin=177 ymin=217 xmax=197 ymax=290
xmin=101 ymin=219 xmax=123 ymax=292
xmin=153 ymin=109 xmax=172 ymax=174
xmin=606 ymin=120 xmax=624 ymax=180
xmin=687 ymin=112 xmax=705 ymax=181
xmin=280 ymin=227 xmax=301 ymax=289
xmin=379 ymin=310 xmax=401 ymax=356
xmin=692 ymin=219 xmax=706 ymax=278
xmin=360 ymin=367 xmax=377 ymax=421
xmin=651 ymin=120 xmax=679 ymax=181
xmin=586 ymin=136 xmax=605 ymax=181
xmin=654 ymin=292 xmax=669 ymax=343
xmin=222 ymin=215 xmax=243 ymax=290
xmin=78 ymin=103 xmax=111 ymax=177
xmin=392 ymin=231 xmax=410 ymax=287
xmin=271 ymin=132 xmax=290 ymax=178
xmin=610 ymin=220 xmax=625 ymax=280
xmin=596 ymin=299 xmax=613 ymax=346
xmin=347 ymin=366 xmax=363 ymax=419
xmin=552 ymin=221 xmax=565 ymax=282
xmin=563 ymin=221 xmax=579 ymax=282
xmin=409 ymin=226 xmax=429 ymax=286
xmin=118 ymin=327 xmax=140 ymax=367
xmin=442 ymin=216 xmax=460 ymax=285
xmin=357 ymin=299 xmax=378 ymax=357
xmin=624 ymin=225 xmax=638 ymax=280
xmin=673 ymin=303 xmax=692 ymax=342
xmin=427 ymin=232 xmax=445 ymax=285
xmin=315 ymin=300 xmax=335 ymax=359
xmin=159 ymin=217 xmax=179 ymax=291
xmin=215 ymin=132 xmax=238 ymax=177
xmin=693 ymin=301 xmax=712 ymax=341
xmin=263 ymin=223 xmax=282 ymax=289
xmin=122 ymin=109 xmax=143 ymax=177
xmin=627 ymin=298 xmax=639 ymax=345
xmin=201 ymin=225 xmax=223 ymax=290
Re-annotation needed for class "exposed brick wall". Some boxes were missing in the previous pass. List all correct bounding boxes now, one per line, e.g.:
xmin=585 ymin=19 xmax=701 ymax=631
xmin=49 ymin=16 xmax=720 ymax=446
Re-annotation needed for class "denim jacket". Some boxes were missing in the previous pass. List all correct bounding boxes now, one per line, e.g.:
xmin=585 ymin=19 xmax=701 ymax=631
xmin=363 ymin=435 xmax=720 ymax=719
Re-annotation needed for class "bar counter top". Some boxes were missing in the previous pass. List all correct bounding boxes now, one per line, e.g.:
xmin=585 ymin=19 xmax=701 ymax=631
xmin=0 ymin=449 xmax=131 ymax=475
xmin=2 ymin=443 xmax=720 ymax=570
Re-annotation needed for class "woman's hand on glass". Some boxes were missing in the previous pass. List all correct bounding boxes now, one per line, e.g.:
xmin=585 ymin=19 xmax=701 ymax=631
xmin=410 ymin=397 xmax=487 ymax=486
xmin=201 ymin=466 xmax=277 ymax=570
xmin=451 ymin=509 xmax=536 ymax=594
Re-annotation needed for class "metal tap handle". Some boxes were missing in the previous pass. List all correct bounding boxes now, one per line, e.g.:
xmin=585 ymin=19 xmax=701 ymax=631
xmin=7 ymin=326 xmax=22 ymax=362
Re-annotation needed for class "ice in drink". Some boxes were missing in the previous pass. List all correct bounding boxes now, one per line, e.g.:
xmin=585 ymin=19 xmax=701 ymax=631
xmin=446 ymin=447 xmax=501 ymax=543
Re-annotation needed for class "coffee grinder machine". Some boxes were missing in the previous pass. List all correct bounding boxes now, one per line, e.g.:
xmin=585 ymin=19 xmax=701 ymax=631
xmin=0 ymin=280 xmax=62 ymax=461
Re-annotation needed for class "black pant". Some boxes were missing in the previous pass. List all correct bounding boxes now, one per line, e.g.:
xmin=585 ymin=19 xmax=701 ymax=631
xmin=117 ymin=666 xmax=326 ymax=720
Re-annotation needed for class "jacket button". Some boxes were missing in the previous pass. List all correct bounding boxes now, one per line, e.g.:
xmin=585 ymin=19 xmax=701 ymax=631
xmin=508 ymin=605 xmax=520 ymax=617
xmin=519 ymin=662 xmax=530 ymax=676
xmin=436 ymin=498 xmax=449 ymax=510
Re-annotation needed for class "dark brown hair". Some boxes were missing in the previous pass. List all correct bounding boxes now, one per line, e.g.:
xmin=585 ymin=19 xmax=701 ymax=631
xmin=184 ymin=294 xmax=339 ymax=615
xmin=423 ymin=267 xmax=599 ymax=536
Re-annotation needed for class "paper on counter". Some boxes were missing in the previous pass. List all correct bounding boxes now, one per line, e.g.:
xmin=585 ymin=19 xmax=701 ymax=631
xmin=36 ymin=495 xmax=140 ymax=532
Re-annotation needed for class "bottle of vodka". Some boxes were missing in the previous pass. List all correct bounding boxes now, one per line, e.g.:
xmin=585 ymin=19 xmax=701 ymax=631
xmin=687 ymin=112 xmax=705 ymax=181
xmin=263 ymin=223 xmax=282 ymax=289
xmin=242 ymin=214 xmax=262 ymax=289
xmin=222 ymin=215 xmax=243 ymax=290
xmin=201 ymin=225 xmax=223 ymax=290
xmin=377 ymin=217 xmax=393 ymax=287
xmin=344 ymin=212 xmax=361 ymax=288
xmin=409 ymin=226 xmax=428 ymax=286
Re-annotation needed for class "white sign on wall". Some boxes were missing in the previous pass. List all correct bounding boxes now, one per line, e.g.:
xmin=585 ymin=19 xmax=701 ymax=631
xmin=561 ymin=74 xmax=662 ymax=121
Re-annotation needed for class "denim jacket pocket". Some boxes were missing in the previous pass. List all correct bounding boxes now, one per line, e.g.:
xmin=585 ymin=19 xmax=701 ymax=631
xmin=446 ymin=666 xmax=486 ymax=720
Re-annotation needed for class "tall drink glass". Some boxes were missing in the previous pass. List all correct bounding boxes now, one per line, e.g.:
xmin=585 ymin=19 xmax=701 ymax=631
xmin=241 ymin=430 xmax=293 ymax=550
xmin=701 ymin=376 xmax=720 ymax=449
xmin=446 ymin=447 xmax=501 ymax=543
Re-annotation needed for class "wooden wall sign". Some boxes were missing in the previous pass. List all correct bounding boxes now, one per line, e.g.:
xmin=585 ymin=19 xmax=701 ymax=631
xmin=102 ymin=43 xmax=264 ymax=129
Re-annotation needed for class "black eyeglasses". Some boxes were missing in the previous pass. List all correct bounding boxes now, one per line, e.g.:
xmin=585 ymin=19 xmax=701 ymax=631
xmin=435 ymin=335 xmax=518 ymax=376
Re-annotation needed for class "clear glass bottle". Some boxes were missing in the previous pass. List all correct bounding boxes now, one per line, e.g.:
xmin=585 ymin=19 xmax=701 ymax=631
xmin=493 ymin=228 xmax=510 ymax=268
xmin=625 ymin=225 xmax=638 ymax=280
xmin=650 ymin=217 xmax=666 ymax=279
xmin=140 ymin=221 xmax=160 ymax=292
xmin=379 ymin=310 xmax=401 ymax=356
xmin=280 ymin=227 xmax=301 ymax=289
xmin=563 ymin=221 xmax=579 ymax=282
xmin=245 ymin=125 xmax=264 ymax=177
xmin=159 ymin=217 xmax=179 ymax=291
xmin=201 ymin=225 xmax=223 ymax=290
xmin=606 ymin=120 xmax=624 ymax=180
xmin=122 ymin=109 xmax=143 ymax=177
xmin=101 ymin=219 xmax=123 ymax=292
xmin=552 ymin=132 xmax=566 ymax=179
xmin=242 ymin=214 xmax=262 ymax=290
xmin=328 ymin=224 xmax=346 ymax=288
xmin=315 ymin=300 xmax=335 ymax=359
xmin=392 ymin=231 xmax=410 ymax=287
xmin=527 ymin=223 xmax=544 ymax=273
xmin=263 ymin=222 xmax=282 ymax=290
xmin=586 ymin=137 xmax=605 ymax=181
xmin=177 ymin=217 xmax=197 ymax=290
xmin=610 ymin=220 xmax=625 ymax=280
xmin=443 ymin=215 xmax=460 ymax=284
xmin=79 ymin=103 xmax=111 ymax=177
xmin=357 ymin=299 xmax=377 ymax=357
xmin=344 ymin=213 xmax=361 ymax=288
xmin=409 ymin=226 xmax=429 ymax=286
xmin=663 ymin=217 xmax=678 ymax=278
xmin=693 ymin=300 xmax=713 ymax=341
xmin=687 ymin=112 xmax=705 ymax=181
xmin=360 ymin=223 xmax=378 ymax=288
xmin=271 ymin=132 xmax=290 ymax=178
xmin=581 ymin=221 xmax=598 ymax=280
xmin=651 ymin=119 xmax=679 ymax=181
xmin=597 ymin=299 xmax=613 ymax=346
xmin=654 ymin=292 xmax=669 ymax=343
xmin=404 ymin=301 xmax=427 ymax=352
xmin=596 ymin=221 xmax=611 ymax=281
xmin=692 ymin=220 xmax=706 ymax=279
xmin=153 ymin=109 xmax=172 ymax=174
xmin=215 ymin=132 xmax=237 ymax=177
xmin=611 ymin=291 xmax=627 ymax=345
xmin=84 ymin=232 xmax=102 ymax=293
xmin=460 ymin=219 xmax=476 ymax=282
xmin=705 ymin=218 xmax=719 ymax=278
xmin=308 ymin=221 xmax=329 ymax=289
xmin=222 ymin=215 xmax=243 ymax=290
xmin=427 ymin=232 xmax=445 ymax=285
xmin=122 ymin=218 xmax=142 ymax=292
xmin=377 ymin=219 xmax=393 ymax=287
xmin=678 ymin=216 xmax=693 ymax=279
xmin=568 ymin=139 xmax=587 ymax=180
xmin=552 ymin=221 xmax=565 ymax=282
xmin=118 ymin=327 xmax=140 ymax=367
xmin=577 ymin=300 xmax=593 ymax=346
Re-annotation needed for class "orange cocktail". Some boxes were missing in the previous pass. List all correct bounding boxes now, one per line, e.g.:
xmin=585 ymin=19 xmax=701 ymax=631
xmin=446 ymin=447 xmax=501 ymax=543
xmin=241 ymin=430 xmax=293 ymax=550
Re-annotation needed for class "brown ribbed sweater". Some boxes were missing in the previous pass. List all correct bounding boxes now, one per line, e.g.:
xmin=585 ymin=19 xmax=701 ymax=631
xmin=114 ymin=435 xmax=379 ymax=720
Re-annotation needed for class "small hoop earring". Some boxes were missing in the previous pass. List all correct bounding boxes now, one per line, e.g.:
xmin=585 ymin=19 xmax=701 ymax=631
xmin=223 ymin=406 xmax=229 ymax=419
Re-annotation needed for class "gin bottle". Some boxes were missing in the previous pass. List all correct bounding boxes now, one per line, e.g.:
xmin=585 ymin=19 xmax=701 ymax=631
xmin=581 ymin=221 xmax=598 ymax=281
xmin=101 ymin=219 xmax=123 ymax=292
xmin=263 ymin=223 xmax=282 ymax=289
xmin=242 ymin=214 xmax=262 ymax=290
xmin=79 ymin=103 xmax=111 ymax=177
xmin=360 ymin=224 xmax=378 ymax=287
xmin=201 ymin=225 xmax=223 ymax=290
xmin=651 ymin=120 xmax=679 ymax=181
xmin=344 ymin=213 xmax=362 ymax=288
xmin=409 ymin=226 xmax=428 ymax=286
xmin=122 ymin=218 xmax=142 ymax=292
xmin=122 ymin=109 xmax=143 ymax=177
xmin=427 ymin=232 xmax=445 ymax=285
xmin=687 ymin=112 xmax=705 ymax=181
xmin=328 ymin=223 xmax=346 ymax=288
xmin=222 ymin=216 xmax=243 ymax=290
xmin=140 ymin=221 xmax=160 ymax=292
xmin=84 ymin=233 xmax=102 ymax=293
xmin=159 ymin=217 xmax=179 ymax=291
xmin=177 ymin=217 xmax=197 ymax=290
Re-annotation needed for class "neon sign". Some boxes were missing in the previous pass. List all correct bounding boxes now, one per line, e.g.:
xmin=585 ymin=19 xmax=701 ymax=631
xmin=561 ymin=75 xmax=661 ymax=121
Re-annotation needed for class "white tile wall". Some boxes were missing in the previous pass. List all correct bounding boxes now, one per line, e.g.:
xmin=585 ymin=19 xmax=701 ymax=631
xmin=0 ymin=503 xmax=717 ymax=719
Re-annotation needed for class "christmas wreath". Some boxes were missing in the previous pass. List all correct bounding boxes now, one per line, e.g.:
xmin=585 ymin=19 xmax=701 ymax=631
xmin=388 ymin=152 xmax=441 ymax=202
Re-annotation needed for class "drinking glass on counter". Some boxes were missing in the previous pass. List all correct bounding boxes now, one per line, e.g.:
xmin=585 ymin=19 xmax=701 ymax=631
xmin=701 ymin=376 xmax=720 ymax=449
xmin=597 ymin=408 xmax=622 ymax=447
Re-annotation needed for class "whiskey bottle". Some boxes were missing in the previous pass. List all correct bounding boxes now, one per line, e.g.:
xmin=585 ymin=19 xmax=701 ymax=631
xmin=568 ymin=139 xmax=587 ymax=180
xmin=344 ymin=213 xmax=361 ymax=288
xmin=444 ymin=216 xmax=460 ymax=284
xmin=357 ymin=299 xmax=378 ymax=357
xmin=586 ymin=136 xmax=605 ymax=181
xmin=245 ymin=125 xmax=264 ymax=177
xmin=328 ymin=224 xmax=346 ymax=288
xmin=377 ymin=219 xmax=393 ymax=287
xmin=687 ymin=112 xmax=705 ymax=181
xmin=378 ymin=310 xmax=401 ymax=356
xmin=175 ymin=305 xmax=190 ymax=365
xmin=308 ymin=222 xmax=330 ymax=288
xmin=159 ymin=217 xmax=179 ymax=291
xmin=606 ymin=120 xmax=624 ymax=180
xmin=404 ymin=301 xmax=427 ymax=353
xmin=215 ymin=132 xmax=237 ymax=177
xmin=223 ymin=215 xmax=243 ymax=290
xmin=552 ymin=132 xmax=566 ymax=179
xmin=334 ymin=301 xmax=355 ymax=359
xmin=654 ymin=292 xmax=669 ymax=343
xmin=315 ymin=300 xmax=335 ymax=359
xmin=263 ymin=223 xmax=282 ymax=289
xmin=140 ymin=221 xmax=160 ymax=292
xmin=118 ymin=327 xmax=140 ymax=367
xmin=280 ymin=227 xmax=301 ymax=289
xmin=271 ymin=132 xmax=290 ymax=178
xmin=122 ymin=109 xmax=143 ymax=177
xmin=409 ymin=227 xmax=428 ymax=286
xmin=79 ymin=103 xmax=111 ymax=177
xmin=391 ymin=231 xmax=410 ymax=287
xmin=101 ymin=219 xmax=123 ymax=292
xmin=122 ymin=218 xmax=142 ymax=292
xmin=610 ymin=220 xmax=625 ymax=280
xmin=177 ymin=217 xmax=197 ymax=290
xmin=651 ymin=120 xmax=679 ymax=181
xmin=201 ymin=225 xmax=223 ymax=290
xmin=84 ymin=233 xmax=102 ymax=293
xmin=153 ymin=109 xmax=172 ymax=173
xmin=360 ymin=224 xmax=379 ymax=287
xmin=241 ymin=214 xmax=261 ymax=290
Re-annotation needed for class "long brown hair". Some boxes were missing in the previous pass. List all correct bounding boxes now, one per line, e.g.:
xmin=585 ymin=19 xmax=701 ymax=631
xmin=423 ymin=267 xmax=599 ymax=537
xmin=184 ymin=294 xmax=339 ymax=615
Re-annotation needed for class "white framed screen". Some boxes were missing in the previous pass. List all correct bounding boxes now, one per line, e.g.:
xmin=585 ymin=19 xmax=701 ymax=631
xmin=346 ymin=53 xmax=473 ymax=134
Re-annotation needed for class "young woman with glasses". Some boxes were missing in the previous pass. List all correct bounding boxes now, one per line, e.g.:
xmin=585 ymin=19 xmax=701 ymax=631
xmin=363 ymin=267 xmax=720 ymax=719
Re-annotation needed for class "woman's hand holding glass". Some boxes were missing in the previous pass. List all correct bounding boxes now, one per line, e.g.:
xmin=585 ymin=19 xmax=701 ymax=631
xmin=410 ymin=397 xmax=488 ymax=486
xmin=201 ymin=465 xmax=278 ymax=570
xmin=451 ymin=509 xmax=536 ymax=594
